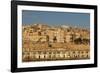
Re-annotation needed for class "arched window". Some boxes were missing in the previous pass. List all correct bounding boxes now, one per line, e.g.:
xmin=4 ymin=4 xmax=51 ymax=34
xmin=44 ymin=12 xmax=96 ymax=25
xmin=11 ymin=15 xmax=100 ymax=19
xmin=53 ymin=36 xmax=57 ymax=42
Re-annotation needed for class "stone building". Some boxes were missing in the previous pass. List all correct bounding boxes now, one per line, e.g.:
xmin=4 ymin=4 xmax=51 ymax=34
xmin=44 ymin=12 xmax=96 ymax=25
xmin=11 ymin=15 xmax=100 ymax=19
xmin=23 ymin=24 xmax=87 ymax=43
xmin=22 ymin=24 xmax=90 ymax=62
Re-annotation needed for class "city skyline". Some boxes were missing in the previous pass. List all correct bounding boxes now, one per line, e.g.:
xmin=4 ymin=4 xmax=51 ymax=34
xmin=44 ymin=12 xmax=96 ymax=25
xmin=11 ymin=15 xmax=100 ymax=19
xmin=22 ymin=10 xmax=90 ymax=29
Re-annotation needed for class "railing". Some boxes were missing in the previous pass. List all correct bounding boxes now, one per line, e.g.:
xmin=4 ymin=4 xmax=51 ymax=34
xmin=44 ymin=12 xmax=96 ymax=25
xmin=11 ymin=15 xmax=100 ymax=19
xmin=22 ymin=50 xmax=90 ymax=62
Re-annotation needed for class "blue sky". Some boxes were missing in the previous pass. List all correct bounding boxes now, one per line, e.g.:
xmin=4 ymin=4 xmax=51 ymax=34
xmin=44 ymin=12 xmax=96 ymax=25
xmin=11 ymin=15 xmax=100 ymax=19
xmin=22 ymin=10 xmax=90 ymax=29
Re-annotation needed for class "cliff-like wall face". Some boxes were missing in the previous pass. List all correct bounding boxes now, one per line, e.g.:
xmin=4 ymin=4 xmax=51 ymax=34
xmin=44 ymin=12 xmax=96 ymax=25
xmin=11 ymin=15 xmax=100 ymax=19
xmin=22 ymin=24 xmax=90 ymax=62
